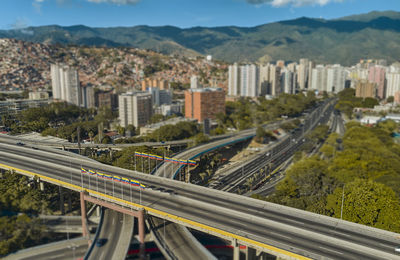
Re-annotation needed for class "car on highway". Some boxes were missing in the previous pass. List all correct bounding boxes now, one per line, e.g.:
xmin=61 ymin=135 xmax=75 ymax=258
xmin=395 ymin=246 xmax=400 ymax=253
xmin=16 ymin=142 xmax=25 ymax=146
xmin=96 ymin=238 xmax=108 ymax=247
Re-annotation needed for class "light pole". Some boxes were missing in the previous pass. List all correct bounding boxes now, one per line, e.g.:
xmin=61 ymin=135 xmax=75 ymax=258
xmin=340 ymin=184 xmax=345 ymax=220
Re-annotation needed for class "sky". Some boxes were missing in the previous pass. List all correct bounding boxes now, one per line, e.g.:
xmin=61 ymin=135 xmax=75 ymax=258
xmin=1 ymin=0 xmax=399 ymax=30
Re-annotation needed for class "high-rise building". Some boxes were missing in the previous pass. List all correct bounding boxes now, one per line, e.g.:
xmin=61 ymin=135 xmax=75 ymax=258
xmin=297 ymin=59 xmax=309 ymax=90
xmin=185 ymin=88 xmax=225 ymax=122
xmin=281 ymin=70 xmax=295 ymax=94
xmin=311 ymin=65 xmax=328 ymax=92
xmin=81 ymin=85 xmax=95 ymax=108
xmin=95 ymin=90 xmax=118 ymax=110
xmin=240 ymin=64 xmax=259 ymax=97
xmin=269 ymin=65 xmax=281 ymax=96
xmin=259 ymin=64 xmax=270 ymax=96
xmin=326 ymin=65 xmax=346 ymax=93
xmin=368 ymin=66 xmax=386 ymax=99
xmin=148 ymin=87 xmax=172 ymax=107
xmin=118 ymin=92 xmax=153 ymax=128
xmin=228 ymin=63 xmax=240 ymax=96
xmin=355 ymin=80 xmax=376 ymax=98
xmin=190 ymin=75 xmax=200 ymax=89
xmin=386 ymin=72 xmax=400 ymax=98
xmin=51 ymin=64 xmax=81 ymax=106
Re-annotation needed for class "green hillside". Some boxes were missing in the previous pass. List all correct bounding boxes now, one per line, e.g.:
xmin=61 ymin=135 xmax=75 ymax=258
xmin=1 ymin=11 xmax=399 ymax=65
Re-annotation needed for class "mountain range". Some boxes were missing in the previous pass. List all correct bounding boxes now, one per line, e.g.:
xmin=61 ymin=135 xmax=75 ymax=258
xmin=1 ymin=11 xmax=400 ymax=66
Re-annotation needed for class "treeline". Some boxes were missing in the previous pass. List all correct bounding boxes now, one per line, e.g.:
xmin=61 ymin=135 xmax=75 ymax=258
xmin=256 ymin=120 xmax=400 ymax=233
xmin=0 ymin=172 xmax=65 ymax=256
xmin=335 ymin=88 xmax=379 ymax=118
xmin=2 ymin=102 xmax=117 ymax=143
xmin=215 ymin=92 xmax=317 ymax=133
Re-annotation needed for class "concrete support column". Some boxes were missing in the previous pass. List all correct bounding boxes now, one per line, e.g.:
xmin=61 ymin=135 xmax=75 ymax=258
xmin=245 ymin=246 xmax=256 ymax=260
xmin=232 ymin=239 xmax=240 ymax=260
xmin=80 ymin=192 xmax=88 ymax=238
xmin=138 ymin=209 xmax=146 ymax=260
xmin=96 ymin=205 xmax=101 ymax=217
xmin=59 ymin=186 xmax=65 ymax=215
xmin=39 ymin=181 xmax=45 ymax=191
xmin=67 ymin=190 xmax=72 ymax=213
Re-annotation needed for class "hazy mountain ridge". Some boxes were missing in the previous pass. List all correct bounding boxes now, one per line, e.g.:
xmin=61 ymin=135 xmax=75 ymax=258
xmin=1 ymin=11 xmax=399 ymax=65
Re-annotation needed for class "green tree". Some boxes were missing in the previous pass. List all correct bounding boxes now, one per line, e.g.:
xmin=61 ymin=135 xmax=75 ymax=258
xmin=326 ymin=179 xmax=400 ymax=232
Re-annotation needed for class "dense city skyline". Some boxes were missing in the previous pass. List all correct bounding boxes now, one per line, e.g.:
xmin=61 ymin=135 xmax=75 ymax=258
xmin=1 ymin=0 xmax=399 ymax=29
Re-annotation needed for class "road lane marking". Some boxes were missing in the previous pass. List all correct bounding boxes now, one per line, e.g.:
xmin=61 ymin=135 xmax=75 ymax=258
xmin=318 ymin=246 xmax=343 ymax=255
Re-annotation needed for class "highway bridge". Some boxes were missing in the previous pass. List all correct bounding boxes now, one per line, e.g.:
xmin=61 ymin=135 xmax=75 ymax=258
xmin=1 ymin=139 xmax=400 ymax=259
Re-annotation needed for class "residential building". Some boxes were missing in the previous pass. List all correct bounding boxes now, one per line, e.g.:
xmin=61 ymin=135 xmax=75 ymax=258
xmin=386 ymin=72 xmax=400 ymax=98
xmin=141 ymin=78 xmax=169 ymax=91
xmin=118 ymin=92 xmax=153 ymax=128
xmin=51 ymin=64 xmax=81 ymax=106
xmin=228 ymin=63 xmax=240 ymax=96
xmin=269 ymin=65 xmax=281 ymax=96
xmin=355 ymin=80 xmax=376 ymax=98
xmin=29 ymin=91 xmax=49 ymax=100
xmin=185 ymin=88 xmax=225 ymax=122
xmin=281 ymin=70 xmax=295 ymax=94
xmin=326 ymin=65 xmax=346 ymax=93
xmin=81 ymin=85 xmax=95 ymax=108
xmin=240 ymin=64 xmax=259 ymax=97
xmin=190 ymin=75 xmax=200 ymax=89
xmin=154 ymin=102 xmax=183 ymax=116
xmin=311 ymin=65 xmax=328 ymax=92
xmin=297 ymin=58 xmax=309 ymax=90
xmin=368 ymin=66 xmax=386 ymax=99
xmin=0 ymin=99 xmax=49 ymax=119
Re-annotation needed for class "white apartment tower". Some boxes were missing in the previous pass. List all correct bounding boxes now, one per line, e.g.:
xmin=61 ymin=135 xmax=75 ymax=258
xmin=119 ymin=92 xmax=153 ymax=128
xmin=240 ymin=64 xmax=259 ymax=97
xmin=228 ymin=63 xmax=240 ymax=96
xmin=326 ymin=65 xmax=346 ymax=93
xmin=51 ymin=64 xmax=81 ymax=106
xmin=311 ymin=65 xmax=328 ymax=92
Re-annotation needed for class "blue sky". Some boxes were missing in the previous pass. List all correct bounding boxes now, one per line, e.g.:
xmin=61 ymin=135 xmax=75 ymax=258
xmin=1 ymin=0 xmax=399 ymax=29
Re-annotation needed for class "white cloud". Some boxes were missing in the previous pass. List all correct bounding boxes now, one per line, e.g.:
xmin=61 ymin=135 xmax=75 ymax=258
xmin=246 ymin=0 xmax=344 ymax=7
xmin=87 ymin=0 xmax=140 ymax=4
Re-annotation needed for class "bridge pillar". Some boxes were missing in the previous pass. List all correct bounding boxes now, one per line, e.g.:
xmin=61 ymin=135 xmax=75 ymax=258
xmin=59 ymin=186 xmax=65 ymax=215
xmin=138 ymin=208 xmax=146 ymax=260
xmin=245 ymin=246 xmax=256 ymax=260
xmin=39 ymin=181 xmax=45 ymax=191
xmin=80 ymin=192 xmax=88 ymax=238
xmin=232 ymin=239 xmax=240 ymax=260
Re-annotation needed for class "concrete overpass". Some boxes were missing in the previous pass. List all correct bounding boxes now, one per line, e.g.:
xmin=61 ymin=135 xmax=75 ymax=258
xmin=1 ymin=142 xmax=399 ymax=259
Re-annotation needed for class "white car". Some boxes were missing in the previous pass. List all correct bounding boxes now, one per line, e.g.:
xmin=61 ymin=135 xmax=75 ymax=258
xmin=395 ymin=246 xmax=400 ymax=253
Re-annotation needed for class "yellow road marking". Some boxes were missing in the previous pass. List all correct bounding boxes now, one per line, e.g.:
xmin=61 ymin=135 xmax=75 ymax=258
xmin=0 ymin=162 xmax=310 ymax=260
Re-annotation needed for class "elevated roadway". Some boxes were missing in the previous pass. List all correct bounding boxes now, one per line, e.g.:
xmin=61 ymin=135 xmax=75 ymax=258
xmin=1 ymin=136 xmax=400 ymax=259
xmin=4 ymin=237 xmax=88 ymax=260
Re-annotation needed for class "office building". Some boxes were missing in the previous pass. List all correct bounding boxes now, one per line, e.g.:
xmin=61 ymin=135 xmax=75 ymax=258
xmin=95 ymin=90 xmax=118 ymax=110
xmin=185 ymin=88 xmax=225 ymax=122
xmin=148 ymin=87 xmax=172 ymax=107
xmin=118 ymin=92 xmax=153 ymax=128
xmin=0 ymin=99 xmax=49 ymax=119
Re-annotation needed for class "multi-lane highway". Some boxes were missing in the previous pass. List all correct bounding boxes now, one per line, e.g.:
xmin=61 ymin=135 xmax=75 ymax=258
xmin=1 ymin=129 xmax=400 ymax=259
